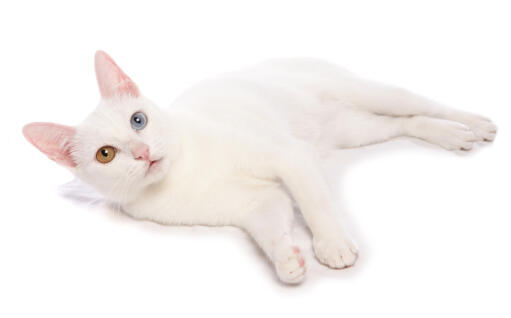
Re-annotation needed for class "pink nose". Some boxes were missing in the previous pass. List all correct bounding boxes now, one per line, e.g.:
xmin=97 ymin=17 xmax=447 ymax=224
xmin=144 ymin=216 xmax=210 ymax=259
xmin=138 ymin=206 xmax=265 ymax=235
xmin=131 ymin=143 xmax=150 ymax=162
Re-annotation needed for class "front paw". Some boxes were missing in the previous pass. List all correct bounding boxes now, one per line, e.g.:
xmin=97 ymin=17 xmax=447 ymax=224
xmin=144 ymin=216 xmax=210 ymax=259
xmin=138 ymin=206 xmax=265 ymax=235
xmin=274 ymin=246 xmax=306 ymax=284
xmin=313 ymin=236 xmax=358 ymax=269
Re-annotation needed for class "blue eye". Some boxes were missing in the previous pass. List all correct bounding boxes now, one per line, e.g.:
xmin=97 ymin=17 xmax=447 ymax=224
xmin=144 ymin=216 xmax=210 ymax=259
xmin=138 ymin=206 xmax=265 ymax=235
xmin=130 ymin=112 xmax=147 ymax=130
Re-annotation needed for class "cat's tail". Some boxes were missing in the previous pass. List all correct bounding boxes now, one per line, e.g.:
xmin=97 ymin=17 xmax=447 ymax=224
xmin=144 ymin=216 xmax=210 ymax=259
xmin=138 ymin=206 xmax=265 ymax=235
xmin=59 ymin=179 xmax=107 ymax=207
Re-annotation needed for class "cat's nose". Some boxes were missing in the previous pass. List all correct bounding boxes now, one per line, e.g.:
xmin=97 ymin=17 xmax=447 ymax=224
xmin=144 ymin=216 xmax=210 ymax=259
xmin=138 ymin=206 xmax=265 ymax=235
xmin=131 ymin=143 xmax=150 ymax=162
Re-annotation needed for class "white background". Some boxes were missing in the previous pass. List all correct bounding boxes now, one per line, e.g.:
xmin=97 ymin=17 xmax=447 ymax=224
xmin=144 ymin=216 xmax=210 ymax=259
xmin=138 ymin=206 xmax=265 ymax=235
xmin=1 ymin=1 xmax=510 ymax=317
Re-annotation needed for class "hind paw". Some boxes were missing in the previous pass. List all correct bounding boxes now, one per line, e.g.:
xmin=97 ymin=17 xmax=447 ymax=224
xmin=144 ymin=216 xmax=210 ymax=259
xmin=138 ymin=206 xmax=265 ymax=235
xmin=456 ymin=113 xmax=497 ymax=142
xmin=407 ymin=117 xmax=479 ymax=151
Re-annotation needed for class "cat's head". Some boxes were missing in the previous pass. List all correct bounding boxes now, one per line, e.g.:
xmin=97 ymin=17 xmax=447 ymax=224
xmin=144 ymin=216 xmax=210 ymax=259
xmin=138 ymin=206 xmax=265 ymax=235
xmin=23 ymin=51 xmax=175 ymax=202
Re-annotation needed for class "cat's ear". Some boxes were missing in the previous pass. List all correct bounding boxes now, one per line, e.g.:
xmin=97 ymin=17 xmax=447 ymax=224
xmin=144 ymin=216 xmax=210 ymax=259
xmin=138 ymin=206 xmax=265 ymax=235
xmin=23 ymin=123 xmax=77 ymax=167
xmin=95 ymin=50 xmax=140 ymax=99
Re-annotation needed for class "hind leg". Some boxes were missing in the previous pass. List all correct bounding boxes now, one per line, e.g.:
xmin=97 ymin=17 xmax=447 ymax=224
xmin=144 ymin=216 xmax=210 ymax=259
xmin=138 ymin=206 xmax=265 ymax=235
xmin=338 ymin=77 xmax=497 ymax=142
xmin=325 ymin=107 xmax=478 ymax=151
xmin=323 ymin=108 xmax=406 ymax=149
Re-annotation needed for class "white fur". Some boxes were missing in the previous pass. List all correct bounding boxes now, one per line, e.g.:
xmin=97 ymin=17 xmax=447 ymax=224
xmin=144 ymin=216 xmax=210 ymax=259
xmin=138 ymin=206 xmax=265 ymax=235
xmin=57 ymin=58 xmax=496 ymax=284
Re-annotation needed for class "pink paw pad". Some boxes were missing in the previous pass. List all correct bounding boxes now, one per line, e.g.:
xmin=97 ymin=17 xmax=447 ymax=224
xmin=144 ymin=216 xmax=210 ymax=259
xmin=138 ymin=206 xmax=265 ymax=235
xmin=292 ymin=246 xmax=305 ymax=267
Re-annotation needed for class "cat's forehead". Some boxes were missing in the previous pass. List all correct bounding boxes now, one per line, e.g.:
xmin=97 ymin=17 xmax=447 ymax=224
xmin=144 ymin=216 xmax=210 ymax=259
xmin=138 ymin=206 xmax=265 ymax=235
xmin=75 ymin=97 xmax=143 ymax=145
xmin=97 ymin=97 xmax=144 ymax=115
xmin=83 ymin=97 xmax=147 ymax=125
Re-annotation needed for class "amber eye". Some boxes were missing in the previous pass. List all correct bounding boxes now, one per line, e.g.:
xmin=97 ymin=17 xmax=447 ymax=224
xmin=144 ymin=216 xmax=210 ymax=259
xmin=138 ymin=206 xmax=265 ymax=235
xmin=96 ymin=146 xmax=116 ymax=164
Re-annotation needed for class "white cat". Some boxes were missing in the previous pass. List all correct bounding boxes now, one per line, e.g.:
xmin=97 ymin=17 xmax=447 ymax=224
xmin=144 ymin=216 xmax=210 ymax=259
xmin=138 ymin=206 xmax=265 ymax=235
xmin=23 ymin=51 xmax=497 ymax=284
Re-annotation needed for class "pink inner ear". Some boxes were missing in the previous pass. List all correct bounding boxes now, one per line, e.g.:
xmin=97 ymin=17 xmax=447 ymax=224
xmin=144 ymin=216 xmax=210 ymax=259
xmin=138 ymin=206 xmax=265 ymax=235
xmin=95 ymin=50 xmax=140 ymax=99
xmin=23 ymin=123 xmax=77 ymax=167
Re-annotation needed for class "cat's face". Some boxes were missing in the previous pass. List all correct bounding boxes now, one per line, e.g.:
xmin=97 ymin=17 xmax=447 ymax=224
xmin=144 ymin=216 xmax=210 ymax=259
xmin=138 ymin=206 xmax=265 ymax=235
xmin=23 ymin=51 xmax=174 ymax=202
xmin=72 ymin=95 xmax=173 ymax=201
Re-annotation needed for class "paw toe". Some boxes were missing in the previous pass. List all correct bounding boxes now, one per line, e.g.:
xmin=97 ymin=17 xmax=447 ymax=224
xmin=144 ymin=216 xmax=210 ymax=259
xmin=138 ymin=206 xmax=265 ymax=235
xmin=313 ymin=236 xmax=359 ymax=269
xmin=275 ymin=246 xmax=306 ymax=284
xmin=459 ymin=114 xmax=497 ymax=142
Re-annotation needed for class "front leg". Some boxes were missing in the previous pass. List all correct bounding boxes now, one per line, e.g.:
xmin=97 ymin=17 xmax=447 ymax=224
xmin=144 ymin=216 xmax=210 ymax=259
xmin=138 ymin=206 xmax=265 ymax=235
xmin=241 ymin=190 xmax=306 ymax=284
xmin=274 ymin=144 xmax=358 ymax=269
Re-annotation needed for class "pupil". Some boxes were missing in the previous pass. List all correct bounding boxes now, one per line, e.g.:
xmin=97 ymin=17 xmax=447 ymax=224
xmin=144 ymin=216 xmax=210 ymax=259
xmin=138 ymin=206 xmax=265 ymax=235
xmin=135 ymin=117 xmax=141 ymax=123
xmin=101 ymin=149 xmax=109 ymax=157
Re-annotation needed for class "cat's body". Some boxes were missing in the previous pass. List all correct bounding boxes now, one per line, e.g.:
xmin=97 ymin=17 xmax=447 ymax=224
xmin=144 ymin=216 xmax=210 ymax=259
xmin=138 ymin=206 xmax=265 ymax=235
xmin=125 ymin=59 xmax=355 ymax=225
xmin=23 ymin=52 xmax=497 ymax=284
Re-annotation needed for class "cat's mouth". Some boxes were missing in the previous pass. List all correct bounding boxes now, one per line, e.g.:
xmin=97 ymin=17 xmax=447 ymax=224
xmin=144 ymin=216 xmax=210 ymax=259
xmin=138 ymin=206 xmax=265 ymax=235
xmin=146 ymin=158 xmax=163 ymax=175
